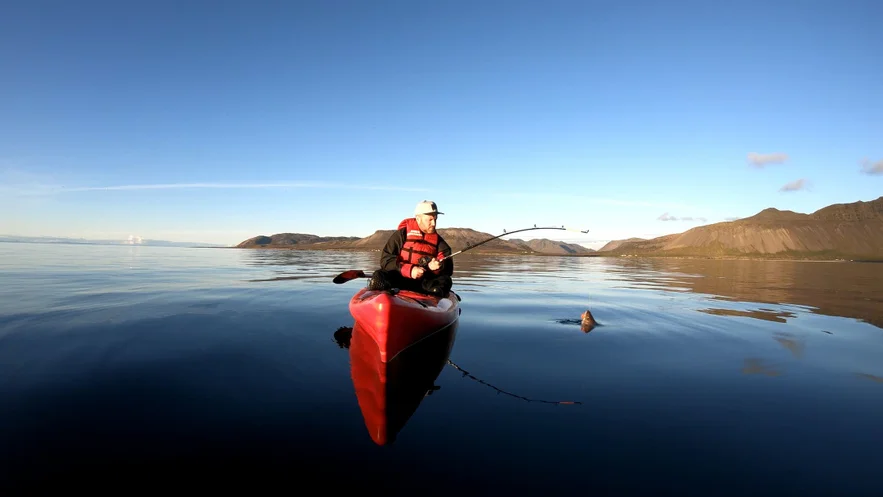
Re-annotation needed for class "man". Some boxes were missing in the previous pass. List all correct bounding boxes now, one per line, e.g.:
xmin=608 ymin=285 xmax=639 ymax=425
xmin=367 ymin=200 xmax=454 ymax=296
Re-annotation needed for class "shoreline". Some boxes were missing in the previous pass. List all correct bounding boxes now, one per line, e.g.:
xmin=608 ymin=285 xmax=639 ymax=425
xmin=222 ymin=245 xmax=882 ymax=263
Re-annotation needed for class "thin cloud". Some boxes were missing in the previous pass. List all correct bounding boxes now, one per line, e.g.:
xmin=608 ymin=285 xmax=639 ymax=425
xmin=779 ymin=179 xmax=807 ymax=192
xmin=4 ymin=181 xmax=428 ymax=195
xmin=658 ymin=213 xmax=707 ymax=222
xmin=493 ymin=192 xmax=693 ymax=210
xmin=748 ymin=152 xmax=789 ymax=168
xmin=861 ymin=159 xmax=883 ymax=175
xmin=725 ymin=217 xmax=740 ymax=221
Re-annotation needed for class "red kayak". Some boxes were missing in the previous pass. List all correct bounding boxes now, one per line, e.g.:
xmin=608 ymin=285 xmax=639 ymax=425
xmin=348 ymin=288 xmax=461 ymax=363
xmin=350 ymin=320 xmax=458 ymax=445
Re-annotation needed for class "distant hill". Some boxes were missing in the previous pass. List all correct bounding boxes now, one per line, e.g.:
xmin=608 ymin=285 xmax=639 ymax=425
xmin=598 ymin=237 xmax=646 ymax=252
xmin=605 ymin=196 xmax=883 ymax=259
xmin=508 ymin=237 xmax=595 ymax=255
xmin=235 ymin=197 xmax=883 ymax=260
xmin=235 ymin=228 xmax=590 ymax=255
xmin=235 ymin=233 xmax=359 ymax=248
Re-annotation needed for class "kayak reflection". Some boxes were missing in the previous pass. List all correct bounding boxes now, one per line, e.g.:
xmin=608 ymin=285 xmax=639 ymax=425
xmin=348 ymin=320 xmax=458 ymax=446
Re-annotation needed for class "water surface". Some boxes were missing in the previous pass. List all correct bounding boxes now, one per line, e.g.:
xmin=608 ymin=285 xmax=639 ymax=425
xmin=1 ymin=243 xmax=881 ymax=495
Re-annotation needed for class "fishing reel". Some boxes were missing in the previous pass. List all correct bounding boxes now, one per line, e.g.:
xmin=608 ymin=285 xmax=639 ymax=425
xmin=417 ymin=255 xmax=445 ymax=268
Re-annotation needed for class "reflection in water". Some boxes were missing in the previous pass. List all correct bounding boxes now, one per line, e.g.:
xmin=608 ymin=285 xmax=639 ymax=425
xmin=239 ymin=244 xmax=881 ymax=329
xmin=346 ymin=322 xmax=457 ymax=446
xmin=240 ymin=249 xmax=378 ymax=284
xmin=773 ymin=331 xmax=805 ymax=358
xmin=742 ymin=358 xmax=782 ymax=377
xmin=242 ymin=248 xmax=883 ymax=330
xmin=855 ymin=373 xmax=883 ymax=383
xmin=697 ymin=307 xmax=796 ymax=323
xmin=332 ymin=324 xmax=582 ymax=446
xmin=602 ymin=258 xmax=883 ymax=329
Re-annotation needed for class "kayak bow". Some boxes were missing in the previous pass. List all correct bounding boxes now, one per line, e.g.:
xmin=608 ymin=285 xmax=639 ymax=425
xmin=348 ymin=288 xmax=461 ymax=363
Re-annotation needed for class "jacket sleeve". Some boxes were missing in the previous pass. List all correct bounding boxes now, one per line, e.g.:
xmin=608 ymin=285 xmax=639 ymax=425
xmin=380 ymin=228 xmax=407 ymax=274
xmin=431 ymin=236 xmax=454 ymax=277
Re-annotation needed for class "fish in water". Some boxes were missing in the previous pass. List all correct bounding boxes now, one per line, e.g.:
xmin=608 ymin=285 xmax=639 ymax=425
xmin=580 ymin=309 xmax=597 ymax=333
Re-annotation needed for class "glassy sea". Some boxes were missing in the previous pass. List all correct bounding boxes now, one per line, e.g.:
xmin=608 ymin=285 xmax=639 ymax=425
xmin=1 ymin=242 xmax=882 ymax=495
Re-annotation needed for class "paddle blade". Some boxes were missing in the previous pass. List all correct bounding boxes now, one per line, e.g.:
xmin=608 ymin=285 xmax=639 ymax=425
xmin=333 ymin=270 xmax=367 ymax=284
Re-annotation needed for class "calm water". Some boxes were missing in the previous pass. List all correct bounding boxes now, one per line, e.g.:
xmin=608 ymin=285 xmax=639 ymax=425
xmin=1 ymin=243 xmax=882 ymax=495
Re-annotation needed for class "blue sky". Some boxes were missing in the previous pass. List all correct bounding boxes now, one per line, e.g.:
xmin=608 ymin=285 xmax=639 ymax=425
xmin=1 ymin=0 xmax=881 ymax=248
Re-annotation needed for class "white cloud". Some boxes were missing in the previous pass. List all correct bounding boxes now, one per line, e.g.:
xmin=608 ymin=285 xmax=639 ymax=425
xmin=657 ymin=213 xmax=708 ymax=222
xmin=861 ymin=159 xmax=883 ymax=176
xmin=779 ymin=178 xmax=808 ymax=192
xmin=748 ymin=152 xmax=789 ymax=167
xmin=492 ymin=192 xmax=694 ymax=210
xmin=2 ymin=181 xmax=429 ymax=196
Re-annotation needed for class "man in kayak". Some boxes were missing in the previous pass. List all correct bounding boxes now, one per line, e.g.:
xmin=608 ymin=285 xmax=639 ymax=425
xmin=367 ymin=200 xmax=454 ymax=297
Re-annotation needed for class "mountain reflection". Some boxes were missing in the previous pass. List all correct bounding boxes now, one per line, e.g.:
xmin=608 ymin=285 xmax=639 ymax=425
xmin=742 ymin=358 xmax=782 ymax=377
xmin=240 ymin=248 xmax=883 ymax=329
xmin=602 ymin=258 xmax=883 ymax=329
xmin=773 ymin=331 xmax=805 ymax=358
xmin=697 ymin=308 xmax=796 ymax=323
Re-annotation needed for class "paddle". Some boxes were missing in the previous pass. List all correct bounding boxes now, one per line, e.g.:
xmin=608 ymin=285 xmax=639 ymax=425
xmin=332 ymin=269 xmax=368 ymax=284
xmin=331 ymin=225 xmax=589 ymax=284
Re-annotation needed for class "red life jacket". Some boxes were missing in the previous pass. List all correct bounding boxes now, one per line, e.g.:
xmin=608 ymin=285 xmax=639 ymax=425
xmin=397 ymin=217 xmax=439 ymax=275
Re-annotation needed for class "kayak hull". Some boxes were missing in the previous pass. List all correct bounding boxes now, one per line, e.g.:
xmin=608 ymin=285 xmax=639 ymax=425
xmin=348 ymin=288 xmax=460 ymax=363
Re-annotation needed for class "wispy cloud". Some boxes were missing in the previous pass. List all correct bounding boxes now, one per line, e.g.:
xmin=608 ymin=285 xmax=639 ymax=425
xmin=2 ymin=181 xmax=428 ymax=196
xmin=657 ymin=212 xmax=708 ymax=222
xmin=724 ymin=216 xmax=741 ymax=221
xmin=779 ymin=178 xmax=807 ymax=192
xmin=748 ymin=152 xmax=789 ymax=168
xmin=861 ymin=159 xmax=883 ymax=176
xmin=492 ymin=192 xmax=694 ymax=210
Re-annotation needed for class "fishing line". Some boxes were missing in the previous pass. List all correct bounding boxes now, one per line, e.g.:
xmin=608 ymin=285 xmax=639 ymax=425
xmin=446 ymin=359 xmax=582 ymax=405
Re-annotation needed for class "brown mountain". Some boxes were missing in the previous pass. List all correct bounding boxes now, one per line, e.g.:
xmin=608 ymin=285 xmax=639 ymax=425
xmin=508 ymin=238 xmax=595 ymax=255
xmin=607 ymin=196 xmax=883 ymax=259
xmin=236 ymin=233 xmax=359 ymax=248
xmin=235 ymin=228 xmax=589 ymax=255
xmin=598 ymin=237 xmax=646 ymax=252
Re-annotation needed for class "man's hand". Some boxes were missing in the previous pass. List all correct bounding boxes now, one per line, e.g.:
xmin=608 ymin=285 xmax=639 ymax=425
xmin=411 ymin=266 xmax=425 ymax=279
xmin=428 ymin=258 xmax=441 ymax=271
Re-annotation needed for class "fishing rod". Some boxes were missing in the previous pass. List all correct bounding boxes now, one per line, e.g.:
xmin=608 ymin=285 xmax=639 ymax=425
xmin=446 ymin=225 xmax=589 ymax=259
xmin=331 ymin=225 xmax=590 ymax=284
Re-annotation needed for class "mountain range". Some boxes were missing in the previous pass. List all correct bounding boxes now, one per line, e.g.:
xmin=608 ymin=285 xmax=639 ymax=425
xmin=597 ymin=196 xmax=883 ymax=260
xmin=236 ymin=228 xmax=595 ymax=255
xmin=236 ymin=196 xmax=883 ymax=260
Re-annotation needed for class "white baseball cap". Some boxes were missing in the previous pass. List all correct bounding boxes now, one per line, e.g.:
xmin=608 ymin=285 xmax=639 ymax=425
xmin=415 ymin=200 xmax=444 ymax=216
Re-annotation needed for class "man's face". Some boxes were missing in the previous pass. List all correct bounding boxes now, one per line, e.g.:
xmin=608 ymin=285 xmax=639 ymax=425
xmin=416 ymin=213 xmax=437 ymax=233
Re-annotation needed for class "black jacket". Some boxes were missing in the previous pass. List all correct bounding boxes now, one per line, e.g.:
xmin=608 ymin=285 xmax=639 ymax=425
xmin=379 ymin=228 xmax=454 ymax=277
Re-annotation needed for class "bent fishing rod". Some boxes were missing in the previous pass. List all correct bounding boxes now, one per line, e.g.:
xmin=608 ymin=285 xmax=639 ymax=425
xmin=332 ymin=225 xmax=590 ymax=284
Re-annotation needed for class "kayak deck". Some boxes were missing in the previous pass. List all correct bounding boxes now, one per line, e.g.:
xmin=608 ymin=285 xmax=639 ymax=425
xmin=348 ymin=288 xmax=460 ymax=363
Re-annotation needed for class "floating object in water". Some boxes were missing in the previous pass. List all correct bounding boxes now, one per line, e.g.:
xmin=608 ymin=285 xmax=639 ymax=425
xmin=580 ymin=309 xmax=597 ymax=333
